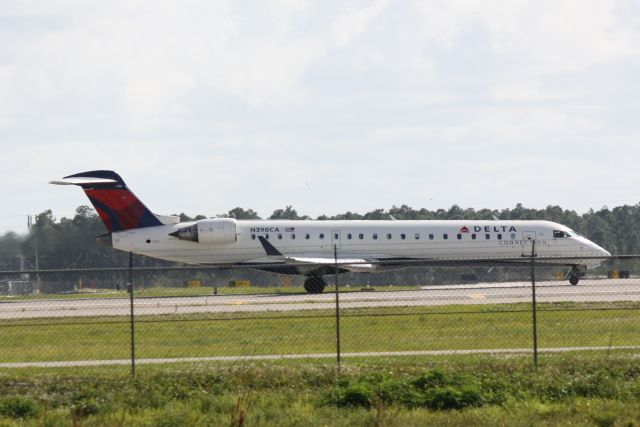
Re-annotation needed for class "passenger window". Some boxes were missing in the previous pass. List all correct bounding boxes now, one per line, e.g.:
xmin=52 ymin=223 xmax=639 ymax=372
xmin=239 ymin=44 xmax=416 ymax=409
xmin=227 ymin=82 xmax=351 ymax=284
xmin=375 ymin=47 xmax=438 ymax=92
xmin=457 ymin=234 xmax=462 ymax=240
xmin=386 ymin=233 xmax=392 ymax=240
xmin=251 ymin=234 xmax=256 ymax=240
xmin=497 ymin=234 xmax=502 ymax=240
xmin=443 ymin=234 xmax=448 ymax=240
xmin=415 ymin=233 xmax=420 ymax=240
xmin=429 ymin=234 xmax=434 ymax=240
xmin=359 ymin=233 xmax=364 ymax=239
xmin=373 ymin=233 xmax=378 ymax=240
xmin=401 ymin=233 xmax=406 ymax=240
xmin=291 ymin=234 xmax=296 ymax=239
xmin=347 ymin=233 xmax=352 ymax=240
xmin=485 ymin=234 xmax=490 ymax=240
xmin=319 ymin=233 xmax=324 ymax=239
xmin=334 ymin=233 xmax=339 ymax=239
xmin=472 ymin=234 xmax=476 ymax=240
xmin=264 ymin=234 xmax=269 ymax=240
xmin=305 ymin=233 xmax=310 ymax=239
xmin=510 ymin=233 xmax=516 ymax=239
xmin=278 ymin=234 xmax=282 ymax=239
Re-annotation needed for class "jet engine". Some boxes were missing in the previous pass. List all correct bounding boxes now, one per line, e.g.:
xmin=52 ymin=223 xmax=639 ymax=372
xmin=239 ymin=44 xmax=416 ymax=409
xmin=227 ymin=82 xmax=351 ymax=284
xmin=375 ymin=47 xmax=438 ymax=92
xmin=169 ymin=218 xmax=237 ymax=244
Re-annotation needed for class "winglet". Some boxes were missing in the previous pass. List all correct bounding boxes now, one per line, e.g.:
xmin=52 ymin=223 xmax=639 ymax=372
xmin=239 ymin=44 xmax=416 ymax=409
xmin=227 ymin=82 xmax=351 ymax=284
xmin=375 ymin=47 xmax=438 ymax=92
xmin=258 ymin=236 xmax=283 ymax=256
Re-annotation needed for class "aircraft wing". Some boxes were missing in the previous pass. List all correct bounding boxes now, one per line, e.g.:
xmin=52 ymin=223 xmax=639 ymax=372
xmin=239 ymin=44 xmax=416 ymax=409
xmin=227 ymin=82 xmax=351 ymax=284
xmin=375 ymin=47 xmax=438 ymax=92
xmin=284 ymin=256 xmax=373 ymax=271
xmin=255 ymin=236 xmax=373 ymax=274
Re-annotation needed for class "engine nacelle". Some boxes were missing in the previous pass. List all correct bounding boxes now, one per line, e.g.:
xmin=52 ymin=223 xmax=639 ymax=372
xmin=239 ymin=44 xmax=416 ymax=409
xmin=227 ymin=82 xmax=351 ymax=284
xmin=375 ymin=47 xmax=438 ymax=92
xmin=169 ymin=218 xmax=237 ymax=244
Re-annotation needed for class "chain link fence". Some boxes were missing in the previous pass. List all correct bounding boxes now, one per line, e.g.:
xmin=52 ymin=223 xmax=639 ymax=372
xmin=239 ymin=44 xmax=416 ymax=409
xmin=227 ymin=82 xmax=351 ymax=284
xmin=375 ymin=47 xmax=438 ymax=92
xmin=0 ymin=253 xmax=638 ymax=372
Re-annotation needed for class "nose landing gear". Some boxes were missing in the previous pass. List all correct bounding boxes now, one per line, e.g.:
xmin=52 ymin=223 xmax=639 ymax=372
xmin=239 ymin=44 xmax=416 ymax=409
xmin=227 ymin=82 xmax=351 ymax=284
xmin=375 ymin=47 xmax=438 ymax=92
xmin=567 ymin=265 xmax=585 ymax=286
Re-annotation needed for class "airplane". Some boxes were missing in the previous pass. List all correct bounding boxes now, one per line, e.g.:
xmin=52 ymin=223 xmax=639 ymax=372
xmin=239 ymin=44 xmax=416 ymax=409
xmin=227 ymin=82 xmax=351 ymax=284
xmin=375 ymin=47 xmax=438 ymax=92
xmin=51 ymin=170 xmax=611 ymax=293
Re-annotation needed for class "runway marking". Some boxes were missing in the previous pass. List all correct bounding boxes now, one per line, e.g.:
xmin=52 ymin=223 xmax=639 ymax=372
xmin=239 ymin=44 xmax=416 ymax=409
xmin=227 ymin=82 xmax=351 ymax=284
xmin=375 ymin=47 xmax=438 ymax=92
xmin=1 ymin=346 xmax=638 ymax=368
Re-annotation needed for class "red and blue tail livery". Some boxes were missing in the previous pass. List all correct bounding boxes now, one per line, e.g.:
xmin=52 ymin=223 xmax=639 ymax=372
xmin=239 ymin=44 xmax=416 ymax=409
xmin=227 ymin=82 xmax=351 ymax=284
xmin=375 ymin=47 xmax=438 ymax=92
xmin=51 ymin=170 xmax=164 ymax=232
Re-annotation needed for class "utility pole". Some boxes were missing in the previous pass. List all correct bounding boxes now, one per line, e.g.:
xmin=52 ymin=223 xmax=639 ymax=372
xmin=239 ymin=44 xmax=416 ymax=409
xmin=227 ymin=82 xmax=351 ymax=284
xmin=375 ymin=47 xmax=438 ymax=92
xmin=530 ymin=240 xmax=538 ymax=368
xmin=334 ymin=245 xmax=341 ymax=371
xmin=28 ymin=215 xmax=40 ymax=294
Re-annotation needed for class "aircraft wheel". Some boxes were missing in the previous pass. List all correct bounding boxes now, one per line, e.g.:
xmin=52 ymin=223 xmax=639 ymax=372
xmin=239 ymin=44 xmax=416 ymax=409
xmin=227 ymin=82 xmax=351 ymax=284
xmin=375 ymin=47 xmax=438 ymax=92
xmin=304 ymin=277 xmax=326 ymax=294
xmin=569 ymin=276 xmax=579 ymax=286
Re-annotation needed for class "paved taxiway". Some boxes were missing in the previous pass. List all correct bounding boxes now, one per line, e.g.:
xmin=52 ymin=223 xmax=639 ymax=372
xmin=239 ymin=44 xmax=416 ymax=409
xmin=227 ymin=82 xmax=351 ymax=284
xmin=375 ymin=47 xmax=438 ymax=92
xmin=0 ymin=280 xmax=640 ymax=319
xmin=0 ymin=279 xmax=638 ymax=320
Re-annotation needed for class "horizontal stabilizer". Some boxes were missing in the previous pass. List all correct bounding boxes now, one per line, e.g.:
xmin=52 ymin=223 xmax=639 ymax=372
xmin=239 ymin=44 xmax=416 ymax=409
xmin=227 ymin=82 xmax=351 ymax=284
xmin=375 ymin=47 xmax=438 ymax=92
xmin=50 ymin=177 xmax=118 ymax=186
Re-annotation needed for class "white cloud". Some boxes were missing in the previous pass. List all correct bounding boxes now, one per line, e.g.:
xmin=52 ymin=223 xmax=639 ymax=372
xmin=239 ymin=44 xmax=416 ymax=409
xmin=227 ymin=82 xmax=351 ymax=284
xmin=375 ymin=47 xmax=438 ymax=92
xmin=485 ymin=0 xmax=638 ymax=72
xmin=207 ymin=37 xmax=327 ymax=107
xmin=413 ymin=0 xmax=639 ymax=72
xmin=331 ymin=0 xmax=389 ymax=46
xmin=0 ymin=0 xmax=328 ymax=120
xmin=374 ymin=106 xmax=602 ymax=148
xmin=490 ymin=78 xmax=583 ymax=102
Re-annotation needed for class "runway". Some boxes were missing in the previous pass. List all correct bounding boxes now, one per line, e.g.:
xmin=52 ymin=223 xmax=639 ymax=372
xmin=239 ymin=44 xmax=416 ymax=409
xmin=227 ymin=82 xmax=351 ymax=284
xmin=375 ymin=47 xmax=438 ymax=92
xmin=1 ymin=279 xmax=639 ymax=320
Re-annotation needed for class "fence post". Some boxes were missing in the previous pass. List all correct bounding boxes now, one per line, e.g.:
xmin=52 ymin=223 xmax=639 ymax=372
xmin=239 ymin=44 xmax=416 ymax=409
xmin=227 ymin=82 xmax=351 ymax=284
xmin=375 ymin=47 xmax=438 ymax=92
xmin=530 ymin=240 xmax=538 ymax=368
xmin=128 ymin=252 xmax=136 ymax=377
xmin=334 ymin=245 xmax=341 ymax=371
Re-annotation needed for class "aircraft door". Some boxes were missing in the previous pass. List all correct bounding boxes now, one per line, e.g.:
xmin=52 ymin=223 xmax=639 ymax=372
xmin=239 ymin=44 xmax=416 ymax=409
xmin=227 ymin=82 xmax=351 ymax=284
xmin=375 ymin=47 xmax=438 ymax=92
xmin=522 ymin=231 xmax=536 ymax=256
xmin=331 ymin=230 xmax=341 ymax=249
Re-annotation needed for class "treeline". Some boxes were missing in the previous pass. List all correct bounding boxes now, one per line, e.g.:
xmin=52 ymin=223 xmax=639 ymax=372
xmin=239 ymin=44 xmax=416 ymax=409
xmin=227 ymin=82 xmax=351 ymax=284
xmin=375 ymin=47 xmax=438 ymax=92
xmin=1 ymin=202 xmax=639 ymax=270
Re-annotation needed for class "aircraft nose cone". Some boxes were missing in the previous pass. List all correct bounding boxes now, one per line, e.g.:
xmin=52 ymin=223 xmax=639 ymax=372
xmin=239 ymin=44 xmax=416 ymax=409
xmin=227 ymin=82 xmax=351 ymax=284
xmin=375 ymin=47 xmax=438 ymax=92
xmin=589 ymin=241 xmax=611 ymax=257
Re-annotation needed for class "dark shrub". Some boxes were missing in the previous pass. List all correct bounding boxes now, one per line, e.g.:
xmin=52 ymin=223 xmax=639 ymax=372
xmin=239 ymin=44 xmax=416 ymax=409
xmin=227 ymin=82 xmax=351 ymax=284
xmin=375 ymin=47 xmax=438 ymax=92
xmin=426 ymin=386 xmax=485 ymax=411
xmin=413 ymin=369 xmax=449 ymax=390
xmin=338 ymin=383 xmax=374 ymax=408
xmin=0 ymin=396 xmax=39 ymax=418
xmin=71 ymin=397 xmax=100 ymax=418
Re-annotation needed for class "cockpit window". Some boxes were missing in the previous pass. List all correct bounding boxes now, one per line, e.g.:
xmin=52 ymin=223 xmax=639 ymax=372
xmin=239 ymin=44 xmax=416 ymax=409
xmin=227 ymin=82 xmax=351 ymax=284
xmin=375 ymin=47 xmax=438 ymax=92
xmin=553 ymin=230 xmax=571 ymax=238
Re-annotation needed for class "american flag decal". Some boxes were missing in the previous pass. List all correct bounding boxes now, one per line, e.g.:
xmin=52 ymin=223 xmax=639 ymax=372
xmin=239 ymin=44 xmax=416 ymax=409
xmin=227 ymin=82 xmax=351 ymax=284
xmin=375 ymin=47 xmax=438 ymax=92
xmin=285 ymin=227 xmax=295 ymax=232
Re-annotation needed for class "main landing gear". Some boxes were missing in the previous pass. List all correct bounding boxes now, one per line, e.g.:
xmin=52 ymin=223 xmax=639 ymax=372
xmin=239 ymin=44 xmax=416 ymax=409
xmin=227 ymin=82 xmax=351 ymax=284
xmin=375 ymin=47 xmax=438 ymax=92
xmin=303 ymin=276 xmax=326 ymax=294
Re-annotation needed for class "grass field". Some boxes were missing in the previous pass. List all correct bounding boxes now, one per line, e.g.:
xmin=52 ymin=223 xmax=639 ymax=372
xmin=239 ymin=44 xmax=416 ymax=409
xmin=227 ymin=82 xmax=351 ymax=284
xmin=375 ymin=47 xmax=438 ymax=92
xmin=0 ymin=352 xmax=639 ymax=426
xmin=0 ymin=298 xmax=638 ymax=425
xmin=0 ymin=302 xmax=638 ymax=365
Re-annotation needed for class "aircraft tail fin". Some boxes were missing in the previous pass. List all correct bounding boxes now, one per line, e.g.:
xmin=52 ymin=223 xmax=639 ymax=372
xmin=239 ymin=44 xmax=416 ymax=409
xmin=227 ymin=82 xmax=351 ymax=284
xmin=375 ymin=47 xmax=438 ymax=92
xmin=50 ymin=170 xmax=177 ymax=232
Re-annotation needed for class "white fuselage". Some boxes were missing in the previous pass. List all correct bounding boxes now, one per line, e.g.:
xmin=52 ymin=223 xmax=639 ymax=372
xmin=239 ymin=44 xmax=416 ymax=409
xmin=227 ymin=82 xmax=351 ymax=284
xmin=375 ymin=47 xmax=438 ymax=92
xmin=111 ymin=219 xmax=610 ymax=269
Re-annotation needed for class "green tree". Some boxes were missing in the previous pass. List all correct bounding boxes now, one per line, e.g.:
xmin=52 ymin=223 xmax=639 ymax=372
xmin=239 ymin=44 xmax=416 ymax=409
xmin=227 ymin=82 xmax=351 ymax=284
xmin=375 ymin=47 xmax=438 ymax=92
xmin=227 ymin=207 xmax=261 ymax=219
xmin=269 ymin=206 xmax=309 ymax=220
xmin=363 ymin=209 xmax=387 ymax=220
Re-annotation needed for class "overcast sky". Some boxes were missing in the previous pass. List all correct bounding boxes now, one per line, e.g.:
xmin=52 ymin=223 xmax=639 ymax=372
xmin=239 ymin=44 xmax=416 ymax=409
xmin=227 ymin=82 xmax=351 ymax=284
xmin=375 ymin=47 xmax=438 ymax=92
xmin=1 ymin=0 xmax=639 ymax=234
